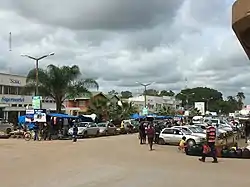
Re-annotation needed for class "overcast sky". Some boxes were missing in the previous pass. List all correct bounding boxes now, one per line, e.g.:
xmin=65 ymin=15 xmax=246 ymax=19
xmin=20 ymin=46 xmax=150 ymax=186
xmin=0 ymin=0 xmax=249 ymax=101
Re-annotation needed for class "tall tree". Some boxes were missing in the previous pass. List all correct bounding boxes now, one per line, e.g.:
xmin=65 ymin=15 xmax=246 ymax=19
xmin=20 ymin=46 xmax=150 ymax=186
xmin=143 ymin=89 xmax=158 ymax=96
xmin=176 ymin=87 xmax=223 ymax=111
xmin=121 ymin=91 xmax=133 ymax=99
xmin=22 ymin=64 xmax=99 ymax=113
xmin=108 ymin=90 xmax=118 ymax=96
xmin=159 ymin=90 xmax=175 ymax=96
xmin=236 ymin=92 xmax=245 ymax=109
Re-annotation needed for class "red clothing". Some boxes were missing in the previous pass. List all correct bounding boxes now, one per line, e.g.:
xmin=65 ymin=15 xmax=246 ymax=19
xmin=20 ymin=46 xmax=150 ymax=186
xmin=206 ymin=126 xmax=216 ymax=143
xmin=147 ymin=126 xmax=155 ymax=138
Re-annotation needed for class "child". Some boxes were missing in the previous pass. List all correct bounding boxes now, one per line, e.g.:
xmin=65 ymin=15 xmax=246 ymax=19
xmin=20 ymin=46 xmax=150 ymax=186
xmin=179 ymin=136 xmax=186 ymax=152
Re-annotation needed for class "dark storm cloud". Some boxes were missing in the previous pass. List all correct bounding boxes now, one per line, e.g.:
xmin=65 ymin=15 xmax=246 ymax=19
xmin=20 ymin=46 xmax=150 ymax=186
xmin=6 ymin=0 xmax=183 ymax=30
xmin=1 ymin=0 xmax=250 ymax=102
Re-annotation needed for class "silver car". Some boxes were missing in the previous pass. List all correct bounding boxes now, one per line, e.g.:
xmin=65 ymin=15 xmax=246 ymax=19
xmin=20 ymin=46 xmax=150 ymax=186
xmin=159 ymin=127 xmax=205 ymax=146
xmin=97 ymin=122 xmax=116 ymax=136
xmin=0 ymin=120 xmax=14 ymax=134
xmin=68 ymin=122 xmax=100 ymax=138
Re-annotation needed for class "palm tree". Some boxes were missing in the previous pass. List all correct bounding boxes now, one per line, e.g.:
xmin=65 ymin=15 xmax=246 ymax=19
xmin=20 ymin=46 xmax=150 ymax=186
xmin=88 ymin=97 xmax=109 ymax=121
xmin=227 ymin=96 xmax=235 ymax=102
xmin=236 ymin=92 xmax=245 ymax=109
xmin=22 ymin=64 xmax=99 ymax=113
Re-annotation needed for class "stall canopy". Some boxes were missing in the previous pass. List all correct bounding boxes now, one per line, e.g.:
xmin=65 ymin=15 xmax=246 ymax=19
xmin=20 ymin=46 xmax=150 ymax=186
xmin=130 ymin=114 xmax=145 ymax=119
xmin=48 ymin=113 xmax=78 ymax=119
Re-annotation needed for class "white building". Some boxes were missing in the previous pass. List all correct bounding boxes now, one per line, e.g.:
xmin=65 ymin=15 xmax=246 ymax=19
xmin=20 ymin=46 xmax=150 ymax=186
xmin=128 ymin=95 xmax=181 ymax=113
xmin=0 ymin=72 xmax=57 ymax=123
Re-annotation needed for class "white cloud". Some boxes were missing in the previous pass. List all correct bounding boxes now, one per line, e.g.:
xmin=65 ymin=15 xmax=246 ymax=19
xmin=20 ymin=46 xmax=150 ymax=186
xmin=0 ymin=0 xmax=249 ymax=102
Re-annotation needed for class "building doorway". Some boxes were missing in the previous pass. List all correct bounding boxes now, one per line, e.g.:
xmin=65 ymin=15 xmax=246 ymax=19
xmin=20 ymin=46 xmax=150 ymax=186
xmin=8 ymin=111 xmax=18 ymax=125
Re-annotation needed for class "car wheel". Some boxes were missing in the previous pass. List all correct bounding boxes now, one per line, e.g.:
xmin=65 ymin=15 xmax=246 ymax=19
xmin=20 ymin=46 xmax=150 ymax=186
xmin=158 ymin=138 xmax=165 ymax=145
xmin=187 ymin=139 xmax=196 ymax=146
xmin=96 ymin=130 xmax=99 ymax=136
xmin=83 ymin=131 xmax=88 ymax=138
xmin=6 ymin=128 xmax=11 ymax=134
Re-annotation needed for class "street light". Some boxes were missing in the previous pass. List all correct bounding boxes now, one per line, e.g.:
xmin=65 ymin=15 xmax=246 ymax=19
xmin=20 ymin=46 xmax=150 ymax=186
xmin=136 ymin=81 xmax=154 ymax=107
xmin=21 ymin=52 xmax=55 ymax=95
xmin=180 ymin=92 xmax=195 ymax=110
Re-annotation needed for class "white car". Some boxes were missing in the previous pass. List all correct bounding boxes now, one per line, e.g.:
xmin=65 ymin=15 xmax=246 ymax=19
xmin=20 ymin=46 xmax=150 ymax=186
xmin=211 ymin=119 xmax=233 ymax=132
xmin=172 ymin=125 xmax=206 ymax=139
xmin=68 ymin=122 xmax=100 ymax=137
xmin=159 ymin=127 xmax=206 ymax=146
xmin=194 ymin=123 xmax=227 ymax=136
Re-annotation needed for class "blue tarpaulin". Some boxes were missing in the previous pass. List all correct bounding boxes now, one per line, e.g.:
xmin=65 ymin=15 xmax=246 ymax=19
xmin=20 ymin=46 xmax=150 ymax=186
xmin=130 ymin=114 xmax=146 ymax=119
xmin=48 ymin=113 xmax=78 ymax=119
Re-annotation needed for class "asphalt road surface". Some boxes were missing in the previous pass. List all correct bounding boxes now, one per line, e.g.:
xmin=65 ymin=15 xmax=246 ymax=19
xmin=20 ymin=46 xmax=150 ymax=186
xmin=0 ymin=134 xmax=249 ymax=187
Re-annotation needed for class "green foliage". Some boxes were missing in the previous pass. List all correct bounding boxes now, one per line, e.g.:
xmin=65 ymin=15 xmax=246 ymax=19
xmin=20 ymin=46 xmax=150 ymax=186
xmin=175 ymin=87 xmax=245 ymax=114
xmin=120 ymin=91 xmax=133 ymax=98
xmin=108 ymin=90 xmax=118 ymax=96
xmin=159 ymin=90 xmax=175 ymax=96
xmin=157 ymin=106 xmax=176 ymax=115
xmin=143 ymin=89 xmax=159 ymax=96
xmin=88 ymin=97 xmax=138 ymax=121
xmin=22 ymin=64 xmax=99 ymax=113
xmin=189 ymin=108 xmax=202 ymax=116
xmin=143 ymin=89 xmax=175 ymax=96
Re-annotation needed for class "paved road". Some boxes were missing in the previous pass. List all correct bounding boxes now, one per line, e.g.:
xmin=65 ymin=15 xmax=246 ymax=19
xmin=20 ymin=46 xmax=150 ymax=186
xmin=0 ymin=134 xmax=249 ymax=187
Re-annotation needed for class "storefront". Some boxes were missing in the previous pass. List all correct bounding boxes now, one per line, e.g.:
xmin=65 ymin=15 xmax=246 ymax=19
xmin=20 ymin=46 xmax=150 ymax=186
xmin=0 ymin=94 xmax=32 ymax=124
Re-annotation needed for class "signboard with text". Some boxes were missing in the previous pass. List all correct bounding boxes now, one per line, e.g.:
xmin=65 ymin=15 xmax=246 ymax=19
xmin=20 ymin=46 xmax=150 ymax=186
xmin=194 ymin=102 xmax=205 ymax=115
xmin=32 ymin=96 xmax=42 ymax=109
xmin=25 ymin=109 xmax=47 ymax=122
xmin=1 ymin=96 xmax=24 ymax=103
xmin=34 ymin=109 xmax=46 ymax=122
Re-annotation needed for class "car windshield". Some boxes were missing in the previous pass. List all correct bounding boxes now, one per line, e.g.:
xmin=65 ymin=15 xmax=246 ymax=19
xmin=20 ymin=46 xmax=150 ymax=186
xmin=182 ymin=129 xmax=192 ymax=135
xmin=77 ymin=123 xmax=87 ymax=127
xmin=190 ymin=126 xmax=203 ymax=133
xmin=188 ymin=127 xmax=199 ymax=133
xmin=97 ymin=123 xmax=106 ymax=127
xmin=211 ymin=120 xmax=218 ymax=124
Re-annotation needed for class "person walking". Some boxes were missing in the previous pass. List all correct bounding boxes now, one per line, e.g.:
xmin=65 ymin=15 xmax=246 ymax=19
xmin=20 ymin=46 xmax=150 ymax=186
xmin=43 ymin=123 xmax=49 ymax=140
xmin=139 ymin=121 xmax=146 ymax=144
xmin=72 ymin=124 xmax=78 ymax=142
xmin=146 ymin=123 xmax=155 ymax=151
xmin=33 ymin=121 xmax=39 ymax=141
xmin=154 ymin=123 xmax=160 ymax=144
xmin=199 ymin=123 xmax=218 ymax=163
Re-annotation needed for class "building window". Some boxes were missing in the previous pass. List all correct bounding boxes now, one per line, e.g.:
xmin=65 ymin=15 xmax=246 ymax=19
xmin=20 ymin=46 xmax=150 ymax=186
xmin=18 ymin=104 xmax=22 ymax=107
xmin=11 ymin=104 xmax=17 ymax=107
xmin=9 ymin=86 xmax=18 ymax=95
xmin=0 ymin=85 xmax=2 ymax=94
xmin=3 ymin=86 xmax=9 ymax=94
xmin=17 ymin=87 xmax=23 ymax=95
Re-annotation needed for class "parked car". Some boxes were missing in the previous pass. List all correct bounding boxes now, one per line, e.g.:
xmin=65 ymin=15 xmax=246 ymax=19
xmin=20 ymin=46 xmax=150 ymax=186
xmin=158 ymin=127 xmax=206 ymax=146
xmin=0 ymin=119 xmax=14 ymax=134
xmin=97 ymin=122 xmax=116 ymax=135
xmin=194 ymin=123 xmax=227 ymax=136
xmin=68 ymin=122 xmax=99 ymax=138
xmin=172 ymin=125 xmax=206 ymax=139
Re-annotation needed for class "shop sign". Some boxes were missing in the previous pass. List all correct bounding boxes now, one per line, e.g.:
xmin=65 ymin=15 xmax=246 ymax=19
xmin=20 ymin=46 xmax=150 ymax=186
xmin=9 ymin=78 xmax=21 ymax=84
xmin=32 ymin=96 xmax=42 ymax=109
xmin=1 ymin=96 xmax=24 ymax=103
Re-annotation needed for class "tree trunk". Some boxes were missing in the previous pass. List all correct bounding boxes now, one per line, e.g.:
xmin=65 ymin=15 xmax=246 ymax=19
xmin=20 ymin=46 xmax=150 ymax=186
xmin=56 ymin=98 xmax=62 ymax=113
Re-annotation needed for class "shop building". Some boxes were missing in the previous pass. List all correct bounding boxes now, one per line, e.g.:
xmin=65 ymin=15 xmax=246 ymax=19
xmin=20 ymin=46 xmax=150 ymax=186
xmin=0 ymin=72 xmax=57 ymax=124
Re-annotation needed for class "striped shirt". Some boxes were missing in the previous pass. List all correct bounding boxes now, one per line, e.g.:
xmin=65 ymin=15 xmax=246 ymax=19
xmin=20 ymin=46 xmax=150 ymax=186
xmin=206 ymin=126 xmax=216 ymax=143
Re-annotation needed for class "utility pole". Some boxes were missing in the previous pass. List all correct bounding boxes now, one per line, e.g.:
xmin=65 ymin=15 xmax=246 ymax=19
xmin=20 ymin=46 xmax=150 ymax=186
xmin=21 ymin=52 xmax=55 ymax=96
xmin=136 ymin=82 xmax=154 ymax=108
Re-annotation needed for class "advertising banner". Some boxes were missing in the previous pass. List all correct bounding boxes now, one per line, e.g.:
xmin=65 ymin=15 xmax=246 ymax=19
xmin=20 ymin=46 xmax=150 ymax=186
xmin=32 ymin=96 xmax=42 ymax=109
xmin=33 ymin=109 xmax=47 ymax=122
xmin=194 ymin=102 xmax=205 ymax=115
xmin=25 ymin=109 xmax=46 ymax=122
